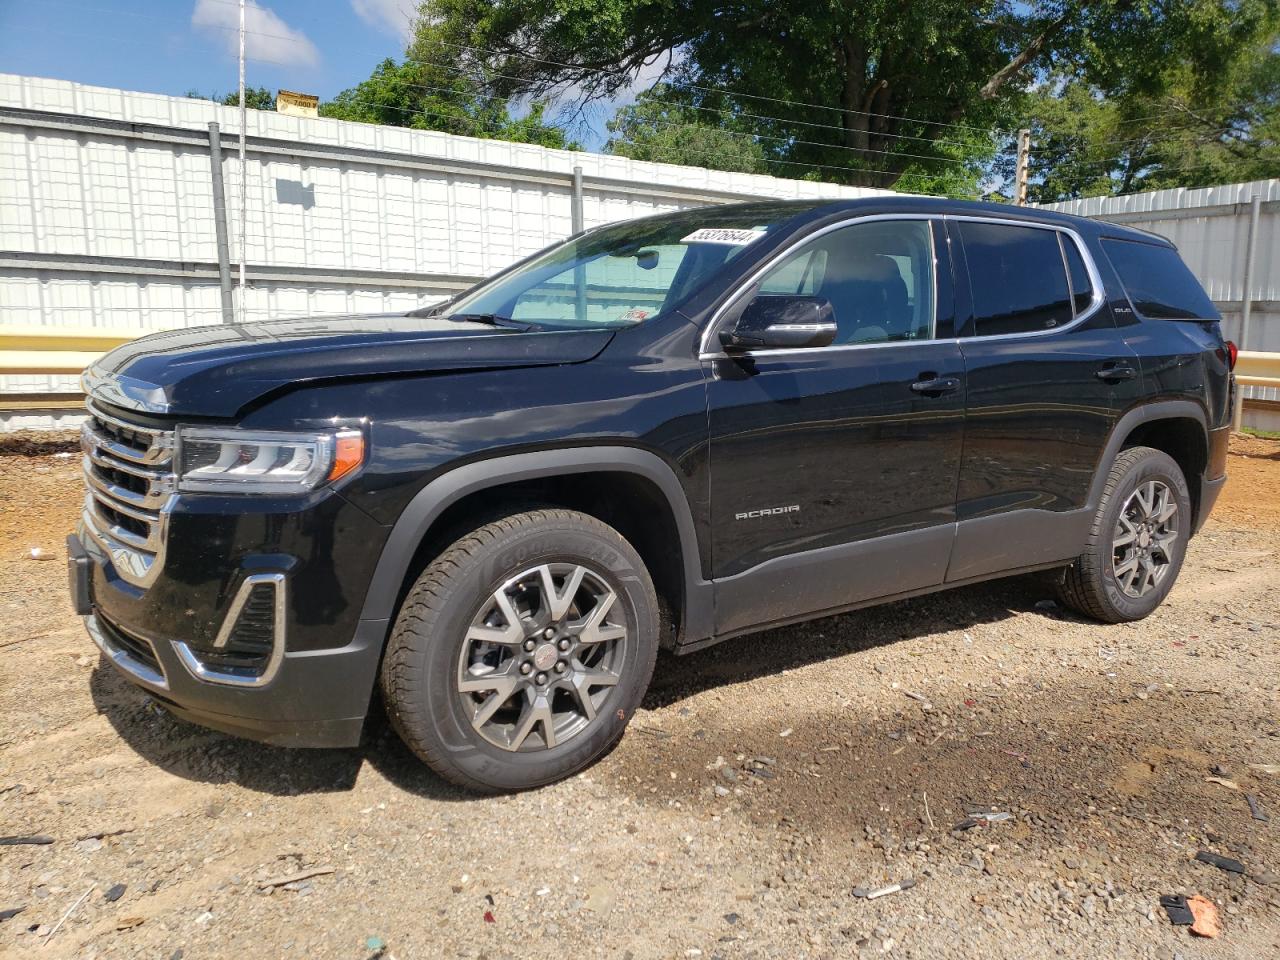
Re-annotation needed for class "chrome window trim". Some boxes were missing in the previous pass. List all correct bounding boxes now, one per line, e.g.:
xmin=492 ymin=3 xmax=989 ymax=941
xmin=697 ymin=212 xmax=1106 ymax=360
xmin=945 ymin=215 xmax=1105 ymax=343
xmin=697 ymin=213 xmax=939 ymax=360
xmin=172 ymin=573 xmax=287 ymax=688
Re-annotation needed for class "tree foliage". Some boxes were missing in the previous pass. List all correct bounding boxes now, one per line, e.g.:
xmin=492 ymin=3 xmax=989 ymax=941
xmin=1009 ymin=30 xmax=1280 ymax=201
xmin=606 ymin=86 xmax=767 ymax=173
xmin=413 ymin=0 xmax=1278 ymax=192
xmin=185 ymin=86 xmax=276 ymax=110
xmin=320 ymin=54 xmax=579 ymax=150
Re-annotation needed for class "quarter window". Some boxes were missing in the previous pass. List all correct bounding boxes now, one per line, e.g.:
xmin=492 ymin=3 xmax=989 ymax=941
xmin=750 ymin=219 xmax=935 ymax=345
xmin=1102 ymin=238 xmax=1219 ymax=320
xmin=960 ymin=222 xmax=1072 ymax=336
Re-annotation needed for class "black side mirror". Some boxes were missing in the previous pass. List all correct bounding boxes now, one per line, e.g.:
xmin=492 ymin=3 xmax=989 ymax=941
xmin=719 ymin=295 xmax=838 ymax=352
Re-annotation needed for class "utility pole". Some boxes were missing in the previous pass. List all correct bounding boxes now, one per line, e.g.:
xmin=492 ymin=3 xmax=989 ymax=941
xmin=1014 ymin=128 xmax=1031 ymax=206
xmin=1231 ymin=192 xmax=1263 ymax=433
xmin=238 ymin=0 xmax=247 ymax=323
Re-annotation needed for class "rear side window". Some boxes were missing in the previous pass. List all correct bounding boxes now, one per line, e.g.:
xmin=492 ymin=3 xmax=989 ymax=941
xmin=959 ymin=222 xmax=1073 ymax=336
xmin=1102 ymin=239 xmax=1219 ymax=320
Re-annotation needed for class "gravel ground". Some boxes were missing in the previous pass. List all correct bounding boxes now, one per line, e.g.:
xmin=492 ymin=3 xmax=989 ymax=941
xmin=1 ymin=433 xmax=1278 ymax=960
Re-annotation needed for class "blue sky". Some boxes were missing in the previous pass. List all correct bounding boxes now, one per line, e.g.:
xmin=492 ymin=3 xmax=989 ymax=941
xmin=0 ymin=0 xmax=620 ymax=147
xmin=0 ymin=1 xmax=417 ymax=100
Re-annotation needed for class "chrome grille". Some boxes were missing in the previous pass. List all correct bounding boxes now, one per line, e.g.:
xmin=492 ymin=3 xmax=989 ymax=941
xmin=80 ymin=398 xmax=175 ymax=588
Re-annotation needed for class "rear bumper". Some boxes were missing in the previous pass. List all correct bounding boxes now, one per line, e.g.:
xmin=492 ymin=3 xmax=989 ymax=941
xmin=1195 ymin=473 xmax=1227 ymax=535
xmin=1194 ymin=425 xmax=1230 ymax=534
xmin=84 ymin=608 xmax=386 ymax=747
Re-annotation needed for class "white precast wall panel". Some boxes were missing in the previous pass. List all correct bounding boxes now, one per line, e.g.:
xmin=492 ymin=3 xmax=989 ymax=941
xmin=1041 ymin=180 xmax=1280 ymax=405
xmin=0 ymin=74 xmax=888 ymax=426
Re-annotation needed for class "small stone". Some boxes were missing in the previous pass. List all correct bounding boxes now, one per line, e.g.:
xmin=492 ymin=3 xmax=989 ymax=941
xmin=720 ymin=767 xmax=739 ymax=783
xmin=103 ymin=883 xmax=126 ymax=903
xmin=724 ymin=912 xmax=739 ymax=925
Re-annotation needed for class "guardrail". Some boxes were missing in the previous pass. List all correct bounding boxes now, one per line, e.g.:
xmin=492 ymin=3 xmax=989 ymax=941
xmin=0 ymin=326 xmax=137 ymax=375
xmin=2 ymin=324 xmax=1278 ymax=404
xmin=1237 ymin=350 xmax=1280 ymax=389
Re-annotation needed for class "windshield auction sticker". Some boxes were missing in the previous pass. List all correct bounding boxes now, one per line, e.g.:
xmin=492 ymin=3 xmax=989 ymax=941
xmin=680 ymin=227 xmax=768 ymax=245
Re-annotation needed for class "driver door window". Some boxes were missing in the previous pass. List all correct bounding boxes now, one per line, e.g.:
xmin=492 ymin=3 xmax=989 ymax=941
xmin=751 ymin=219 xmax=935 ymax=345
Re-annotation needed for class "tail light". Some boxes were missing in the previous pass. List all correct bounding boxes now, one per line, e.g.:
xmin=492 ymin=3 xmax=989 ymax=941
xmin=1225 ymin=340 xmax=1238 ymax=370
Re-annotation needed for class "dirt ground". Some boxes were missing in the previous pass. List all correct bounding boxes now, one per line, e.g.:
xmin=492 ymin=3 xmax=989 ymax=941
xmin=1 ymin=433 xmax=1278 ymax=960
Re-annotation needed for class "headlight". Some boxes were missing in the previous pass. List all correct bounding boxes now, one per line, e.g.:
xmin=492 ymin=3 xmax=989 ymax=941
xmin=175 ymin=427 xmax=365 ymax=494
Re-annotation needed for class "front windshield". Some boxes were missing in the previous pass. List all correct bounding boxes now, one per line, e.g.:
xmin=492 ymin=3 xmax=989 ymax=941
xmin=440 ymin=202 xmax=823 ymax=329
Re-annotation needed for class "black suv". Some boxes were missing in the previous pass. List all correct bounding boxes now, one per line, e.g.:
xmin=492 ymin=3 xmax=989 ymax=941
xmin=69 ymin=197 xmax=1232 ymax=792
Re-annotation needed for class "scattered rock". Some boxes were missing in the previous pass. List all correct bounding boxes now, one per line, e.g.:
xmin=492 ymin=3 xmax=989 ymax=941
xmin=0 ymin=835 xmax=53 ymax=846
xmin=1188 ymin=896 xmax=1220 ymax=938
xmin=1195 ymin=851 xmax=1245 ymax=874
xmin=103 ymin=883 xmax=126 ymax=903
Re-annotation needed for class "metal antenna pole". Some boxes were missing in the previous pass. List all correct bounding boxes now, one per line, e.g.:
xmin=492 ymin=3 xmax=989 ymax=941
xmin=1014 ymin=129 xmax=1031 ymax=206
xmin=238 ymin=0 xmax=247 ymax=323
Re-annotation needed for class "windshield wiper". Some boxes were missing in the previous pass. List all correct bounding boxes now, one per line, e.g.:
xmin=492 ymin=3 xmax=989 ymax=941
xmin=445 ymin=313 xmax=538 ymax=331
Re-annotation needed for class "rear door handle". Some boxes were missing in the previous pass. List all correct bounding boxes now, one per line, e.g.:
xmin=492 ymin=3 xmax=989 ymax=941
xmin=1095 ymin=363 xmax=1137 ymax=382
xmin=910 ymin=375 xmax=961 ymax=396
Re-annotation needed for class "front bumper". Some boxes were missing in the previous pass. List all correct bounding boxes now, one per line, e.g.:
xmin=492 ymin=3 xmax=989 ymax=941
xmin=83 ymin=604 xmax=386 ymax=748
xmin=72 ymin=527 xmax=388 ymax=749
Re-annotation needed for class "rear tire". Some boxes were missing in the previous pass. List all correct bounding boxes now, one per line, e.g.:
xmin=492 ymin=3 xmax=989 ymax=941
xmin=380 ymin=508 xmax=659 ymax=793
xmin=1056 ymin=446 xmax=1191 ymax=623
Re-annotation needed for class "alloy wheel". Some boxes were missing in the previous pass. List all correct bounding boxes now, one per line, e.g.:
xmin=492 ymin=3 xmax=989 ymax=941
xmin=1111 ymin=479 xmax=1178 ymax=598
xmin=456 ymin=563 xmax=629 ymax=751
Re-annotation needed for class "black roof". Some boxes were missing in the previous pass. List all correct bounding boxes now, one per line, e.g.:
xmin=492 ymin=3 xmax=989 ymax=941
xmin=704 ymin=194 xmax=1169 ymax=246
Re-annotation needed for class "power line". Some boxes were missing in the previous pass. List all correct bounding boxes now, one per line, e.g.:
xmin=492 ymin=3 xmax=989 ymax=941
xmin=326 ymin=77 xmax=985 ymax=169
xmin=190 ymin=0 xmax=1014 ymax=137
xmin=411 ymin=35 xmax=1012 ymax=137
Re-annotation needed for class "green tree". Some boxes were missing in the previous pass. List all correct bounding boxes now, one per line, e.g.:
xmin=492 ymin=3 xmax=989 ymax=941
xmin=185 ymin=86 xmax=277 ymax=110
xmin=320 ymin=56 xmax=578 ymax=149
xmin=413 ymin=0 xmax=1278 ymax=189
xmin=605 ymin=86 xmax=767 ymax=173
xmin=1015 ymin=31 xmax=1280 ymax=201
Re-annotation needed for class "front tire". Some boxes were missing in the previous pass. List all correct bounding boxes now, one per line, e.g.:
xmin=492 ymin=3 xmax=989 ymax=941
xmin=1057 ymin=446 xmax=1191 ymax=623
xmin=380 ymin=508 xmax=659 ymax=793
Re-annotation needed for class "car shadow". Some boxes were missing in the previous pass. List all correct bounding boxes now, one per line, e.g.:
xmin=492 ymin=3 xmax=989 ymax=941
xmin=89 ymin=572 xmax=1060 ymax=800
xmin=643 ymin=572 xmax=1054 ymax=709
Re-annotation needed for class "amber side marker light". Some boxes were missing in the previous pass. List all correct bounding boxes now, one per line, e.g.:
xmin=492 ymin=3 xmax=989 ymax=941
xmin=328 ymin=431 xmax=366 ymax=483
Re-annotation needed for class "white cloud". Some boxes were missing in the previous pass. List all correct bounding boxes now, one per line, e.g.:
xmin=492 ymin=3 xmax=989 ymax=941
xmin=192 ymin=0 xmax=320 ymax=68
xmin=350 ymin=0 xmax=420 ymax=40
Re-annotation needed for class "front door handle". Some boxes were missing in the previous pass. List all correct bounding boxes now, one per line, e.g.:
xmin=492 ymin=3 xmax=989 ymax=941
xmin=910 ymin=375 xmax=961 ymax=396
xmin=1095 ymin=363 xmax=1137 ymax=382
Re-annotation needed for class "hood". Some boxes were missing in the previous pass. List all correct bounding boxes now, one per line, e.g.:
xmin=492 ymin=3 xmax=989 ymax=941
xmin=84 ymin=313 xmax=615 ymax=417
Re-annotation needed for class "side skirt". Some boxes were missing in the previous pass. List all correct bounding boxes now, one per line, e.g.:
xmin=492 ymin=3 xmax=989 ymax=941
xmin=677 ymin=559 xmax=1069 ymax=656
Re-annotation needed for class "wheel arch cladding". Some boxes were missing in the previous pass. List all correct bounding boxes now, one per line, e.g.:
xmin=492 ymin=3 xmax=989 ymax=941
xmin=1095 ymin=401 xmax=1209 ymax=529
xmin=357 ymin=447 xmax=712 ymax=647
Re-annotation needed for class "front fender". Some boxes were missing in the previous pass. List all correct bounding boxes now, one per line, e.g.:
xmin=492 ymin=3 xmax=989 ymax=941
xmin=355 ymin=446 xmax=714 ymax=644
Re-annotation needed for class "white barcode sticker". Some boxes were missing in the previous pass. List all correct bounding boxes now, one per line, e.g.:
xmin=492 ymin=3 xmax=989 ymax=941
xmin=680 ymin=227 xmax=768 ymax=245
